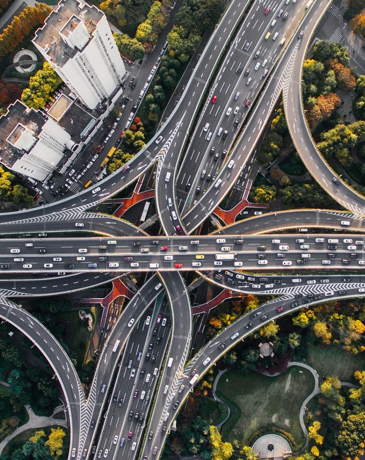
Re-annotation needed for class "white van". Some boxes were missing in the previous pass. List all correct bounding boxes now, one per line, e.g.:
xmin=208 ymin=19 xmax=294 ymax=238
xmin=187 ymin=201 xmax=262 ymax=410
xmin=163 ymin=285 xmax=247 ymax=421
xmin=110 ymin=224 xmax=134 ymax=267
xmin=165 ymin=172 xmax=171 ymax=182
xmin=341 ymin=220 xmax=351 ymax=226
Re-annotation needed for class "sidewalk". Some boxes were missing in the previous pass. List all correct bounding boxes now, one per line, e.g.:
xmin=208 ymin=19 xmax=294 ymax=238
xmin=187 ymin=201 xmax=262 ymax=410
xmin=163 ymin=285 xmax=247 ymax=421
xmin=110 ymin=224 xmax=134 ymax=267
xmin=0 ymin=405 xmax=67 ymax=455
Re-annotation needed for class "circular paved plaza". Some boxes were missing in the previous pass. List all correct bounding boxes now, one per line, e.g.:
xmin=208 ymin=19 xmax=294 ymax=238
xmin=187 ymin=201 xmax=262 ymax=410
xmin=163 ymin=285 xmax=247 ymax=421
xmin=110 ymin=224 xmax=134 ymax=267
xmin=252 ymin=433 xmax=292 ymax=459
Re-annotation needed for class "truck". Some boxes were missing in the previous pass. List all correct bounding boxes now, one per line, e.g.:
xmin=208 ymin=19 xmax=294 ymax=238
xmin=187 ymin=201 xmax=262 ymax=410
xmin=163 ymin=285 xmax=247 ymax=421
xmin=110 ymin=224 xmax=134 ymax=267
xmin=215 ymin=253 xmax=236 ymax=261
xmin=112 ymin=339 xmax=120 ymax=352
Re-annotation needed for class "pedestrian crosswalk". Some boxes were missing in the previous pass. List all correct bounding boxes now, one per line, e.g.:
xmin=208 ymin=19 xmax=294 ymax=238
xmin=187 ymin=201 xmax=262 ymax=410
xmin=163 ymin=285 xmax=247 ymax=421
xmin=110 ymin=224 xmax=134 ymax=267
xmin=328 ymin=4 xmax=343 ymax=21
xmin=328 ymin=27 xmax=345 ymax=44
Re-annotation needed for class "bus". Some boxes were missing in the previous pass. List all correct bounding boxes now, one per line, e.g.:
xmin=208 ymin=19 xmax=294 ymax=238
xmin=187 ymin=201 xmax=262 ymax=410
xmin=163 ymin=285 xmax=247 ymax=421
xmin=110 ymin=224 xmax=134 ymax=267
xmin=140 ymin=201 xmax=151 ymax=222
xmin=189 ymin=374 xmax=199 ymax=386
xmin=167 ymin=357 xmax=174 ymax=368
xmin=84 ymin=181 xmax=92 ymax=189
xmin=215 ymin=253 xmax=236 ymax=261
xmin=112 ymin=339 xmax=120 ymax=353
xmin=101 ymin=147 xmax=116 ymax=168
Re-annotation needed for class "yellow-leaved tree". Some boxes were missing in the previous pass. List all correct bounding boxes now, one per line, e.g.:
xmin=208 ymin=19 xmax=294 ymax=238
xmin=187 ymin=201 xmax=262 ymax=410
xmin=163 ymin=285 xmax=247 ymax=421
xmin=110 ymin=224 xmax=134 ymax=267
xmin=45 ymin=427 xmax=66 ymax=458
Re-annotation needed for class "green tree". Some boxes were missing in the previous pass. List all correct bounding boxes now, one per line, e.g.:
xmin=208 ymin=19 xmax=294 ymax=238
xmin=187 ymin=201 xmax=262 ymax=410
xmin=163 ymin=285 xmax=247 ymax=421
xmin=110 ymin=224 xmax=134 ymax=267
xmin=249 ymin=185 xmax=276 ymax=203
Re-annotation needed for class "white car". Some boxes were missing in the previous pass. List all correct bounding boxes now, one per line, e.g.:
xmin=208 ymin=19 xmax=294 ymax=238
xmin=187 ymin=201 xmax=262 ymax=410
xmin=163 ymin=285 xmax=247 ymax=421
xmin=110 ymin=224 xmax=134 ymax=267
xmin=282 ymin=261 xmax=292 ymax=266
xmin=214 ymin=261 xmax=223 ymax=266
xmin=10 ymin=249 xmax=20 ymax=254
xmin=92 ymin=187 xmax=101 ymax=195
xmin=23 ymin=264 xmax=32 ymax=269
xmin=162 ymin=318 xmax=167 ymax=327
xmin=113 ymin=436 xmax=118 ymax=445
xmin=78 ymin=248 xmax=88 ymax=253
xmin=108 ymin=262 xmax=119 ymax=268
xmin=127 ymin=318 xmax=135 ymax=328
xmin=53 ymin=257 xmax=62 ymax=262
xmin=343 ymin=239 xmax=353 ymax=244
xmin=44 ymin=263 xmax=53 ymax=268
xmin=203 ymin=123 xmax=209 ymax=132
xmin=75 ymin=223 xmax=84 ymax=227
xmin=216 ymin=239 xmax=226 ymax=243
xmin=233 ymin=106 xmax=239 ymax=115
xmin=103 ymin=449 xmax=108 ymax=458
xmin=279 ymin=245 xmax=289 ymax=251
xmin=146 ymin=316 xmax=151 ymax=325
xmin=347 ymin=245 xmax=357 ymax=250
xmin=258 ymin=260 xmax=268 ymax=265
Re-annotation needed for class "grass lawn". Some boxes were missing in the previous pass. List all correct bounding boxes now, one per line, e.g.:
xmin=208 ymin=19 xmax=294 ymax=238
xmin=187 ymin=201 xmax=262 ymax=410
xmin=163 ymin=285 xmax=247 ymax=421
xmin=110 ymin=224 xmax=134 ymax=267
xmin=217 ymin=366 xmax=314 ymax=445
xmin=304 ymin=335 xmax=365 ymax=382
xmin=198 ymin=396 xmax=228 ymax=426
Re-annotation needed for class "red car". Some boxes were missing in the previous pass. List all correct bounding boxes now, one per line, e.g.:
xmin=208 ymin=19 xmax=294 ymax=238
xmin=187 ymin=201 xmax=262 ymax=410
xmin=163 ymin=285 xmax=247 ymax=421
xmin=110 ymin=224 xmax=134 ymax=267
xmin=160 ymin=246 xmax=168 ymax=251
xmin=121 ymin=165 xmax=130 ymax=173
xmin=175 ymin=225 xmax=183 ymax=234
xmin=157 ymin=314 xmax=162 ymax=324
xmin=277 ymin=306 xmax=285 ymax=313
xmin=119 ymin=130 xmax=124 ymax=138
xmin=245 ymin=99 xmax=251 ymax=107
xmin=264 ymin=6 xmax=270 ymax=14
xmin=211 ymin=95 xmax=217 ymax=104
xmin=174 ymin=263 xmax=183 ymax=268
xmin=124 ymin=256 xmax=133 ymax=261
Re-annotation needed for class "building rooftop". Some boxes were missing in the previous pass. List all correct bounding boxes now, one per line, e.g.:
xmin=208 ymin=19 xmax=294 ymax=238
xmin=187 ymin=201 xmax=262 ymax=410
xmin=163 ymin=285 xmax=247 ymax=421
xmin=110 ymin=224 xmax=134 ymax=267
xmin=54 ymin=97 xmax=96 ymax=143
xmin=33 ymin=0 xmax=102 ymax=68
xmin=0 ymin=101 xmax=46 ymax=168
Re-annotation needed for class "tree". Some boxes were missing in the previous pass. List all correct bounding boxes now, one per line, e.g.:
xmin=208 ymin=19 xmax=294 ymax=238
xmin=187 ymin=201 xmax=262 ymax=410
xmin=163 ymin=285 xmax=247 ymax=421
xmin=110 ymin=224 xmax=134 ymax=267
xmin=240 ymin=446 xmax=257 ymax=459
xmin=45 ymin=428 xmax=66 ymax=458
xmin=260 ymin=322 xmax=279 ymax=339
xmin=308 ymin=421 xmax=324 ymax=445
xmin=313 ymin=321 xmax=332 ymax=344
xmin=114 ymin=33 xmax=145 ymax=61
xmin=209 ymin=426 xmax=233 ymax=460
xmin=288 ymin=332 xmax=301 ymax=349
xmin=21 ymin=62 xmax=62 ymax=110
xmin=351 ymin=12 xmax=365 ymax=35
xmin=249 ymin=184 xmax=276 ymax=203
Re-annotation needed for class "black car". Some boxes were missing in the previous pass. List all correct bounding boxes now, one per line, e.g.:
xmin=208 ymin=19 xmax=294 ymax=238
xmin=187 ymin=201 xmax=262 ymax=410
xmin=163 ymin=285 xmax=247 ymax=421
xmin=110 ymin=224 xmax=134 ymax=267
xmin=291 ymin=302 xmax=299 ymax=308
xmin=151 ymin=240 xmax=159 ymax=245
xmin=153 ymin=328 xmax=158 ymax=336
xmin=261 ymin=314 xmax=269 ymax=321
xmin=145 ymin=353 xmax=151 ymax=362
xmin=218 ymin=343 xmax=226 ymax=350
xmin=245 ymin=322 xmax=254 ymax=329
xmin=140 ymin=369 xmax=145 ymax=378
xmin=128 ymin=411 xmax=134 ymax=421
xmin=236 ymin=66 xmax=243 ymax=74
xmin=91 ymin=420 xmax=95 ymax=429
xmin=338 ymin=290 xmax=347 ymax=295
xmin=342 ymin=278 xmax=351 ymax=282
xmin=328 ymin=245 xmax=337 ymax=250
xmin=151 ymin=355 xmax=157 ymax=364
xmin=173 ymin=401 xmax=180 ymax=410
xmin=66 ymin=264 xmax=75 ymax=269
xmin=98 ymin=256 xmax=107 ymax=261
xmin=327 ymin=253 xmax=336 ymax=258
xmin=132 ymin=242 xmax=141 ymax=247
xmin=148 ymin=342 xmax=154 ymax=351
xmin=296 ymin=259 xmax=304 ymax=264
xmin=113 ymin=393 xmax=118 ymax=401
xmin=39 ymin=248 xmax=47 ymax=253
xmin=244 ymin=68 xmax=250 ymax=76
xmin=234 ymin=239 xmax=243 ymax=245
xmin=258 ymin=253 xmax=266 ymax=259
xmin=149 ymin=431 xmax=154 ymax=440
xmin=227 ymin=278 xmax=235 ymax=285
xmin=118 ymin=398 xmax=123 ymax=407
xmin=342 ymin=259 xmax=350 ymax=265
xmin=0 ymin=264 xmax=10 ymax=269
xmin=234 ymin=119 xmax=239 ymax=128
xmin=156 ymin=336 xmax=161 ymax=345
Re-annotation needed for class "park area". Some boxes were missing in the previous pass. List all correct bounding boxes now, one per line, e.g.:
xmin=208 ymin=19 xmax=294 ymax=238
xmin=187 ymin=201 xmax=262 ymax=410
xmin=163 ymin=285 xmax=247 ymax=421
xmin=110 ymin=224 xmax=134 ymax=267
xmin=217 ymin=366 xmax=314 ymax=447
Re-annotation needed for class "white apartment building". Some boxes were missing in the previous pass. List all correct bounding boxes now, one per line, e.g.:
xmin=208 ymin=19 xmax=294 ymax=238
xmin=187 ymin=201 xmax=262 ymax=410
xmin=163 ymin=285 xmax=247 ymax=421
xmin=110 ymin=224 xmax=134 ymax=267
xmin=33 ymin=0 xmax=126 ymax=110
xmin=0 ymin=101 xmax=76 ymax=181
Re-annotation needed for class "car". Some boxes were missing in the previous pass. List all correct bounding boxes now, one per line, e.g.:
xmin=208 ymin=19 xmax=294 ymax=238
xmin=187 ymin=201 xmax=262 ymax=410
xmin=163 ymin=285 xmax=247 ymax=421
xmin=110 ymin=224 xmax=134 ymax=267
xmin=157 ymin=314 xmax=162 ymax=324
xmin=234 ymin=91 xmax=240 ymax=101
xmin=155 ymin=135 xmax=163 ymax=144
xmin=103 ymin=449 xmax=108 ymax=458
xmin=160 ymin=246 xmax=168 ymax=251
xmin=245 ymin=99 xmax=251 ymax=107
xmin=175 ymin=225 xmax=183 ymax=234
xmin=245 ymin=322 xmax=254 ymax=329
xmin=97 ymin=450 xmax=102 ymax=459
xmin=121 ymin=165 xmax=130 ymax=173
xmin=133 ymin=390 xmax=139 ymax=398
xmin=244 ymin=68 xmax=250 ymax=76
xmin=342 ymin=277 xmax=351 ymax=282
xmin=127 ymin=432 xmax=133 ymax=441
xmin=282 ymin=11 xmax=289 ymax=19
xmin=66 ymin=264 xmax=75 ymax=269
xmin=118 ymin=398 xmax=123 ymax=407
xmin=78 ymin=248 xmax=88 ymax=253
xmin=277 ymin=306 xmax=285 ymax=313
xmin=282 ymin=261 xmax=292 ymax=266
xmin=0 ymin=264 xmax=10 ymax=269
xmin=214 ymin=152 xmax=219 ymax=161
xmin=298 ymin=30 xmax=304 ymax=39
xmin=53 ymin=257 xmax=62 ymax=262
xmin=162 ymin=318 xmax=167 ymax=326
xmin=23 ymin=264 xmax=32 ymax=269
xmin=120 ymin=438 xmax=125 ymax=447
xmin=260 ymin=314 xmax=269 ymax=321
xmin=244 ymin=41 xmax=251 ymax=51
xmin=10 ymin=249 xmax=20 ymax=254
xmin=264 ymin=6 xmax=270 ymax=14
xmin=203 ymin=122 xmax=209 ymax=132
xmin=211 ymin=95 xmax=217 ymax=103
xmin=124 ymin=256 xmax=133 ymax=262
xmin=153 ymin=447 xmax=158 ymax=456
xmin=128 ymin=318 xmax=135 ymax=327
xmin=173 ymin=401 xmax=180 ymax=410
xmin=72 ymin=448 xmax=76 ymax=458
xmin=258 ymin=260 xmax=268 ymax=265
xmin=113 ymin=436 xmax=118 ymax=445
xmin=234 ymin=106 xmax=240 ymax=115
xmin=226 ymin=107 xmax=232 ymax=116
xmin=237 ymin=66 xmax=243 ymax=74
